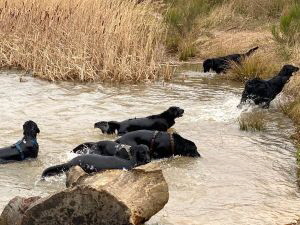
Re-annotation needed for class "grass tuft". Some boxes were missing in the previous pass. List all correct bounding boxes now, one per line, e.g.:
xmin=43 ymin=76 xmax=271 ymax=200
xmin=238 ymin=111 xmax=266 ymax=131
xmin=225 ymin=54 xmax=279 ymax=82
xmin=178 ymin=39 xmax=197 ymax=61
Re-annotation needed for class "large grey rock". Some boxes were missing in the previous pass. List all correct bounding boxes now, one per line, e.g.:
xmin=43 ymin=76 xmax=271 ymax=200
xmin=0 ymin=165 xmax=168 ymax=225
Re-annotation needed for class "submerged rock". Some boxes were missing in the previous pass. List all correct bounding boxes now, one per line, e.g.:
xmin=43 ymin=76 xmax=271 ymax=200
xmin=0 ymin=165 xmax=168 ymax=225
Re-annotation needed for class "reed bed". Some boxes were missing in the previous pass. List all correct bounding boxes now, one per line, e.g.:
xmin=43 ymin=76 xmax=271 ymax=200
xmin=225 ymin=53 xmax=279 ymax=82
xmin=0 ymin=0 xmax=168 ymax=82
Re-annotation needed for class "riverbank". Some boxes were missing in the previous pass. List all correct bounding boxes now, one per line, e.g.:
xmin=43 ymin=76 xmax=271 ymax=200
xmin=165 ymin=0 xmax=300 ymax=145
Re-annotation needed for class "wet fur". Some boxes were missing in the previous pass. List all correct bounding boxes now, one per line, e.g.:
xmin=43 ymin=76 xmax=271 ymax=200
xmin=239 ymin=64 xmax=299 ymax=108
xmin=72 ymin=140 xmax=137 ymax=160
xmin=0 ymin=121 xmax=40 ymax=163
xmin=203 ymin=47 xmax=259 ymax=74
xmin=42 ymin=145 xmax=151 ymax=177
xmin=94 ymin=106 xmax=184 ymax=135
xmin=116 ymin=130 xmax=200 ymax=159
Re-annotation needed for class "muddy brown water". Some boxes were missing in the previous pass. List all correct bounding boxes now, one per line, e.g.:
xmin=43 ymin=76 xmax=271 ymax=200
xmin=0 ymin=65 xmax=300 ymax=225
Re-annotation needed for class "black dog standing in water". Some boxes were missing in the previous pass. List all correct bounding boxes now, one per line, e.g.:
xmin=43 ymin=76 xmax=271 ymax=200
xmin=116 ymin=130 xmax=200 ymax=159
xmin=0 ymin=120 xmax=40 ymax=163
xmin=238 ymin=64 xmax=299 ymax=108
xmin=41 ymin=145 xmax=150 ymax=177
xmin=72 ymin=140 xmax=142 ymax=160
xmin=203 ymin=46 xmax=259 ymax=74
xmin=94 ymin=106 xmax=184 ymax=135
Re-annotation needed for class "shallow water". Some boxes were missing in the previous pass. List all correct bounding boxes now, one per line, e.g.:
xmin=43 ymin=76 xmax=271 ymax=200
xmin=0 ymin=65 xmax=300 ymax=225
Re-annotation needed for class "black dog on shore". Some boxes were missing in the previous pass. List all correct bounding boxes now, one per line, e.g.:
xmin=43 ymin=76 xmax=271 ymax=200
xmin=41 ymin=145 xmax=150 ymax=177
xmin=203 ymin=46 xmax=259 ymax=74
xmin=0 ymin=121 xmax=40 ymax=163
xmin=238 ymin=64 xmax=299 ymax=108
xmin=116 ymin=130 xmax=200 ymax=159
xmin=72 ymin=140 xmax=139 ymax=160
xmin=94 ymin=106 xmax=184 ymax=136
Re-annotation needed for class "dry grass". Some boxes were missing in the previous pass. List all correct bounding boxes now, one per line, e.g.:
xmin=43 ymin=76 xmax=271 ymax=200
xmin=232 ymin=0 xmax=292 ymax=19
xmin=238 ymin=111 xmax=266 ymax=131
xmin=0 ymin=0 xmax=168 ymax=82
xmin=280 ymin=98 xmax=300 ymax=125
xmin=197 ymin=1 xmax=245 ymax=29
xmin=225 ymin=53 xmax=279 ymax=82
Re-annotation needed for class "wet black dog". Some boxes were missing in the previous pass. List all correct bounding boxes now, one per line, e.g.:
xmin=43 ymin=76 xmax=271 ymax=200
xmin=72 ymin=140 xmax=138 ymax=160
xmin=94 ymin=106 xmax=184 ymax=135
xmin=41 ymin=144 xmax=151 ymax=177
xmin=203 ymin=46 xmax=259 ymax=74
xmin=0 ymin=120 xmax=40 ymax=163
xmin=116 ymin=130 xmax=200 ymax=159
xmin=238 ymin=64 xmax=299 ymax=108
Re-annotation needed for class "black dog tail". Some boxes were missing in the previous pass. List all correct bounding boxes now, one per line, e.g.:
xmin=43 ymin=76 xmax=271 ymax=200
xmin=245 ymin=46 xmax=259 ymax=57
xmin=94 ymin=121 xmax=120 ymax=134
xmin=41 ymin=163 xmax=71 ymax=177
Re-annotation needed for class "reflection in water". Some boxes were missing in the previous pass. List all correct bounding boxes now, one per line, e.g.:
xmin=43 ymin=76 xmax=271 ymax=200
xmin=0 ymin=68 xmax=299 ymax=225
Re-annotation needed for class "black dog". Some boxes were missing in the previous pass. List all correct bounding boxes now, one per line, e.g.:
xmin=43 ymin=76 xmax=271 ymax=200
xmin=41 ymin=144 xmax=151 ymax=177
xmin=72 ymin=140 xmax=138 ymax=160
xmin=94 ymin=106 xmax=184 ymax=135
xmin=0 ymin=120 xmax=40 ymax=163
xmin=238 ymin=64 xmax=299 ymax=108
xmin=203 ymin=46 xmax=259 ymax=74
xmin=116 ymin=130 xmax=200 ymax=159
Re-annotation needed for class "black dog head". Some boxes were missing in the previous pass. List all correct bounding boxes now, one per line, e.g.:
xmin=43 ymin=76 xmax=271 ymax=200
xmin=173 ymin=133 xmax=201 ymax=157
xmin=278 ymin=64 xmax=299 ymax=77
xmin=203 ymin=59 xmax=213 ymax=72
xmin=166 ymin=106 xmax=184 ymax=119
xmin=94 ymin=121 xmax=119 ymax=134
xmin=131 ymin=144 xmax=151 ymax=165
xmin=23 ymin=120 xmax=40 ymax=137
xmin=94 ymin=121 xmax=109 ymax=131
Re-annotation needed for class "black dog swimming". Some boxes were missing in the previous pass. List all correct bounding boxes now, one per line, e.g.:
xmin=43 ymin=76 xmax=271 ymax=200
xmin=238 ymin=64 xmax=299 ymax=108
xmin=94 ymin=106 xmax=184 ymax=136
xmin=72 ymin=140 xmax=139 ymax=160
xmin=41 ymin=144 xmax=150 ymax=177
xmin=0 ymin=120 xmax=40 ymax=163
xmin=203 ymin=46 xmax=259 ymax=74
xmin=116 ymin=130 xmax=200 ymax=159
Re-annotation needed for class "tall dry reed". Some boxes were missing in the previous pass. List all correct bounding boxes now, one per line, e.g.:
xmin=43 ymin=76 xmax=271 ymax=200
xmin=226 ymin=53 xmax=279 ymax=82
xmin=0 ymin=0 xmax=167 ymax=82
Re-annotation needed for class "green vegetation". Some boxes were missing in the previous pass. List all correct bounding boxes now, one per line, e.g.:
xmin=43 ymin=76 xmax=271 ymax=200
xmin=164 ymin=0 xmax=223 ymax=60
xmin=272 ymin=3 xmax=300 ymax=46
xmin=163 ymin=0 xmax=294 ymax=61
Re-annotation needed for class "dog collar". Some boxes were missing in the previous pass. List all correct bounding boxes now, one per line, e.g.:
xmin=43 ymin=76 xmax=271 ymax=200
xmin=150 ymin=131 xmax=160 ymax=155
xmin=31 ymin=139 xmax=38 ymax=146
xmin=14 ymin=140 xmax=25 ymax=160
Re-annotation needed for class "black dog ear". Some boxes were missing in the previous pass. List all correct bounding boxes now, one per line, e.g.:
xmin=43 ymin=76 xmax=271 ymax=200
xmin=35 ymin=126 xmax=40 ymax=134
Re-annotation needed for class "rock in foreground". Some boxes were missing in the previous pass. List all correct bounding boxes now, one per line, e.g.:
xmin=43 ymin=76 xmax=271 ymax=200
xmin=0 ymin=165 xmax=168 ymax=225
